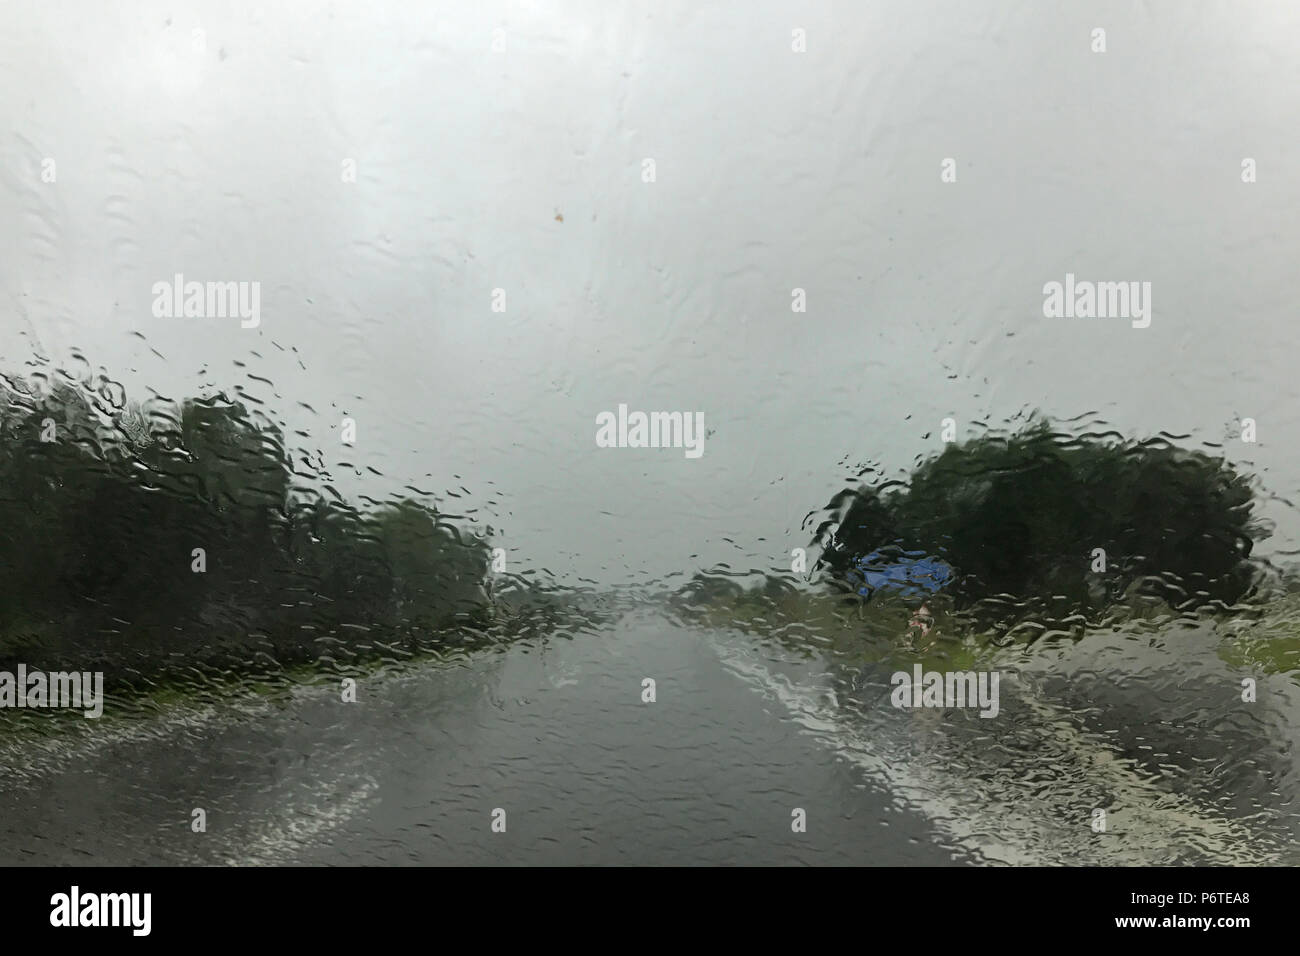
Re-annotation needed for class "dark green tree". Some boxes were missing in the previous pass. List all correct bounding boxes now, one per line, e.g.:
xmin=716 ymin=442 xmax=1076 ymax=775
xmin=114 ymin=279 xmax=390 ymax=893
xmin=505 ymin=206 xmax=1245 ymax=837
xmin=0 ymin=360 xmax=493 ymax=676
xmin=815 ymin=420 xmax=1263 ymax=621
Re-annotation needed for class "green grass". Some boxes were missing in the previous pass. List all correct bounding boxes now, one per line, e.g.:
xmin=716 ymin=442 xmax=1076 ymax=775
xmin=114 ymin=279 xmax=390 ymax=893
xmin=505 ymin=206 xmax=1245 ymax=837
xmin=0 ymin=617 xmax=506 ymax=741
xmin=671 ymin=577 xmax=1300 ymax=679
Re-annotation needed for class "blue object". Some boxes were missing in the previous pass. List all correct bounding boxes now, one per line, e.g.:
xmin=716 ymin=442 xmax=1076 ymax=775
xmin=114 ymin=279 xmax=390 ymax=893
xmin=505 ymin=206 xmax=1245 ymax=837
xmin=852 ymin=549 xmax=954 ymax=599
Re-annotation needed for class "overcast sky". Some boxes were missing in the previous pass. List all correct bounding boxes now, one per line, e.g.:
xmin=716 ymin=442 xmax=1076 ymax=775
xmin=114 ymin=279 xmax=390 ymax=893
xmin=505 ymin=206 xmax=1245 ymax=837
xmin=3 ymin=0 xmax=1300 ymax=586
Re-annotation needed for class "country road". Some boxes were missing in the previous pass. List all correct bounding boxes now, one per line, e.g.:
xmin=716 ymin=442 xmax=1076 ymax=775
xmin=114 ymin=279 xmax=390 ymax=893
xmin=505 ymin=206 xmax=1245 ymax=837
xmin=1 ymin=606 xmax=1296 ymax=866
xmin=0 ymin=610 xmax=967 ymax=865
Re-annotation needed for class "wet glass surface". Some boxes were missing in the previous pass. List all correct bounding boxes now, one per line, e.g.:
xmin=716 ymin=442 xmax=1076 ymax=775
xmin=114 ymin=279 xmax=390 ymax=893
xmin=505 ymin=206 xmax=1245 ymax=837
xmin=2 ymin=1 xmax=1299 ymax=865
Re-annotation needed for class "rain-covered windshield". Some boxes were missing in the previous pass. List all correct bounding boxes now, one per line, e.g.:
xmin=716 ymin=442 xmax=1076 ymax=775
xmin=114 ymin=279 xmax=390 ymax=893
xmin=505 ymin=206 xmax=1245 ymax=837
xmin=2 ymin=1 xmax=1298 ymax=870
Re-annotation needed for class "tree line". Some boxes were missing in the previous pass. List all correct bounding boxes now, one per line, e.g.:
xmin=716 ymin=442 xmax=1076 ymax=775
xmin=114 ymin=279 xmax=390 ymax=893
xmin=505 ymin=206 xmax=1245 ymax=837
xmin=0 ymin=361 xmax=495 ymax=679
